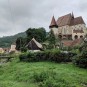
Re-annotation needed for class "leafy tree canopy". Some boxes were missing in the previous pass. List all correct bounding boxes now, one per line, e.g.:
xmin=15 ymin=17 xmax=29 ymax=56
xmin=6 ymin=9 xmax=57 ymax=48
xmin=26 ymin=27 xmax=46 ymax=43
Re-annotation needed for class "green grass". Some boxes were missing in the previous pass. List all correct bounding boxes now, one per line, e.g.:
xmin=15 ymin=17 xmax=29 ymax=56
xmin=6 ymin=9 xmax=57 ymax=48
xmin=0 ymin=58 xmax=87 ymax=87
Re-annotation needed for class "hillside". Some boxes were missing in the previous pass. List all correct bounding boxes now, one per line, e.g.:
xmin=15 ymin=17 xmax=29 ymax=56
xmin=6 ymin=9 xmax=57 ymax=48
xmin=0 ymin=32 xmax=26 ymax=48
xmin=0 ymin=58 xmax=87 ymax=87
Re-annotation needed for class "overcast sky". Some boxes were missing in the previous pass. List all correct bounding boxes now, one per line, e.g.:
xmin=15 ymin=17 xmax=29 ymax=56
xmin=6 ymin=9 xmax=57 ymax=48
xmin=0 ymin=0 xmax=87 ymax=37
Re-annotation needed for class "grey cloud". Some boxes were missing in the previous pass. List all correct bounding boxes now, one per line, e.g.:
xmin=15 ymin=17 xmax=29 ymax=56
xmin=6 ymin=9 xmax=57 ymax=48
xmin=0 ymin=0 xmax=87 ymax=36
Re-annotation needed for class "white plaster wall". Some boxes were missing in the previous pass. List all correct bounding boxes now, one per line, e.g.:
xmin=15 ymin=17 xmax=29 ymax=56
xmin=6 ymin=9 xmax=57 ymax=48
xmin=72 ymin=33 xmax=85 ymax=40
xmin=58 ymin=25 xmax=72 ymax=35
xmin=50 ymin=24 xmax=87 ymax=40
xmin=51 ymin=28 xmax=58 ymax=35
xmin=71 ymin=24 xmax=87 ymax=40
xmin=9 ymin=45 xmax=16 ymax=52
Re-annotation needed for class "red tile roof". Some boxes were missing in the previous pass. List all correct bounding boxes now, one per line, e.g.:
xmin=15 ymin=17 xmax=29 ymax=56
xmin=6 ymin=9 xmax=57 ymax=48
xmin=62 ymin=38 xmax=83 ymax=47
xmin=62 ymin=40 xmax=73 ymax=46
xmin=70 ymin=16 xmax=85 ymax=26
xmin=57 ymin=13 xmax=72 ymax=27
xmin=51 ymin=13 xmax=85 ymax=27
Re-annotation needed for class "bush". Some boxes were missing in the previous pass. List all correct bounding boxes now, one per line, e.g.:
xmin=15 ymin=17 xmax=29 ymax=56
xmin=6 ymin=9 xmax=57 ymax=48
xmin=19 ymin=49 xmax=76 ymax=63
xmin=73 ymin=50 xmax=87 ymax=68
xmin=32 ymin=71 xmax=48 ymax=82
xmin=27 ymin=52 xmax=36 ymax=62
xmin=35 ymin=70 xmax=71 ymax=87
xmin=9 ymin=51 xmax=15 ymax=54
xmin=39 ymin=78 xmax=70 ymax=87
xmin=20 ymin=47 xmax=27 ymax=52
xmin=19 ymin=53 xmax=27 ymax=62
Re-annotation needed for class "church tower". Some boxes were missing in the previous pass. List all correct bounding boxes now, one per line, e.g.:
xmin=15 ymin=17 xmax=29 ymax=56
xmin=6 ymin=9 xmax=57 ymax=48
xmin=49 ymin=16 xmax=58 ymax=35
xmin=72 ymin=12 xmax=74 ymax=19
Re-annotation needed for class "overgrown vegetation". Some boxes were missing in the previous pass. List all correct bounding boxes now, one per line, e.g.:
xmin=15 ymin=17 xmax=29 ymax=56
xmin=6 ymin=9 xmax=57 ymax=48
xmin=73 ymin=39 xmax=87 ymax=68
xmin=19 ymin=49 xmax=76 ymax=63
xmin=0 ymin=58 xmax=87 ymax=87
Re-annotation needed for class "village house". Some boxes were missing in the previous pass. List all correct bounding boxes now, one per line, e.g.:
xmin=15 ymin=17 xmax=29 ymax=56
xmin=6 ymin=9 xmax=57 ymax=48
xmin=0 ymin=48 xmax=4 ymax=54
xmin=26 ymin=38 xmax=43 ymax=52
xmin=9 ymin=43 xmax=17 ymax=53
xmin=49 ymin=13 xmax=87 ymax=40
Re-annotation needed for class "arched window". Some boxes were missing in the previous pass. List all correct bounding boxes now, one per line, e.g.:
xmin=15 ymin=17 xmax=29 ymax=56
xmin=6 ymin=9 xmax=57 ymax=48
xmin=80 ymin=35 xmax=83 ymax=38
xmin=74 ymin=35 xmax=78 ymax=39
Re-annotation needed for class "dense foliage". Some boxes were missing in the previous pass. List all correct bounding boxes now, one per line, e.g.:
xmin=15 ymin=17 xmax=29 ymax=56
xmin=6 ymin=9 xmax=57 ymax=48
xmin=48 ymin=29 xmax=56 ymax=48
xmin=73 ymin=39 xmax=87 ymax=68
xmin=16 ymin=37 xmax=27 ymax=50
xmin=26 ymin=27 xmax=46 ymax=43
xmin=73 ymin=49 xmax=87 ymax=68
xmin=19 ymin=49 xmax=76 ymax=63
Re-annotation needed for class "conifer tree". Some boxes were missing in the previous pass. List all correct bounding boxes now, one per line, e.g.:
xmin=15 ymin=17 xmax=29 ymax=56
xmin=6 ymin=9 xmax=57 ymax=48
xmin=48 ymin=29 xmax=56 ymax=48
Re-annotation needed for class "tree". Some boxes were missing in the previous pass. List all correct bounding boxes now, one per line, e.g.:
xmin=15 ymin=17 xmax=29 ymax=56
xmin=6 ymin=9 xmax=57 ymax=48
xmin=48 ymin=29 xmax=56 ymax=48
xmin=73 ymin=35 xmax=87 ymax=68
xmin=16 ymin=37 xmax=26 ymax=51
xmin=26 ymin=27 xmax=46 ymax=43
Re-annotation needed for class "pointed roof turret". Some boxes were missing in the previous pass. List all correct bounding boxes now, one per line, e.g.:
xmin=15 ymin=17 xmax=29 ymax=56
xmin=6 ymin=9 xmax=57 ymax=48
xmin=49 ymin=16 xmax=58 ymax=28
xmin=72 ymin=12 xmax=74 ymax=19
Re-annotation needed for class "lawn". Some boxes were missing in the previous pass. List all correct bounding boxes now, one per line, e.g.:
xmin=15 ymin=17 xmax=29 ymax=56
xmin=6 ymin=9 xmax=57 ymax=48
xmin=0 ymin=58 xmax=87 ymax=87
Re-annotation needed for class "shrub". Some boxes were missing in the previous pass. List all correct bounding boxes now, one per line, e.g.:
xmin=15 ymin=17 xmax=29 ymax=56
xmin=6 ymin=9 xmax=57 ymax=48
xmin=73 ymin=50 xmax=87 ymax=68
xmin=9 ymin=51 xmax=15 ymax=54
xmin=27 ymin=52 xmax=36 ymax=62
xmin=32 ymin=71 xmax=48 ymax=82
xmin=20 ymin=47 xmax=27 ymax=52
xmin=19 ymin=53 xmax=27 ymax=62
xmin=19 ymin=49 xmax=76 ymax=63
xmin=31 ymin=70 xmax=58 ymax=87
xmin=38 ymin=75 xmax=70 ymax=87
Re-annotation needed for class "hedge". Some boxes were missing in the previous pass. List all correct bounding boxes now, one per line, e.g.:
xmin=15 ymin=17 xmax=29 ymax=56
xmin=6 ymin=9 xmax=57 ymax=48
xmin=19 ymin=49 xmax=76 ymax=63
xmin=73 ymin=50 xmax=87 ymax=68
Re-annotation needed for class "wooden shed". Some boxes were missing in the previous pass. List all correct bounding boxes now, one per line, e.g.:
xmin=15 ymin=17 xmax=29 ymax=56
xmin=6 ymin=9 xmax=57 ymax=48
xmin=26 ymin=38 xmax=43 ymax=51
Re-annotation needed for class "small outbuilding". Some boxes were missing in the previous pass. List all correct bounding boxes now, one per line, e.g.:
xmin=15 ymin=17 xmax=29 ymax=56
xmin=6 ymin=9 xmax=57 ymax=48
xmin=0 ymin=48 xmax=4 ymax=54
xmin=26 ymin=38 xmax=43 ymax=51
xmin=9 ymin=43 xmax=17 ymax=53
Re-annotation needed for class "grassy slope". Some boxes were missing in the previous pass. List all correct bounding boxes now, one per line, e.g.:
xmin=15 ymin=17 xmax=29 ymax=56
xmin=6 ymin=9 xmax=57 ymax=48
xmin=0 ymin=58 xmax=87 ymax=87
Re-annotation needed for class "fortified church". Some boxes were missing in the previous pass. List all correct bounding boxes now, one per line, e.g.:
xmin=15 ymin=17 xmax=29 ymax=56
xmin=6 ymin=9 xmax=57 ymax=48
xmin=49 ymin=13 xmax=87 ymax=40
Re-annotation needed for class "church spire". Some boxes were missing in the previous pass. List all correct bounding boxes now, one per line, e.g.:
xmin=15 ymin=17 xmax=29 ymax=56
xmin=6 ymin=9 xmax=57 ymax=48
xmin=72 ymin=12 xmax=74 ymax=19
xmin=49 ymin=16 xmax=58 ymax=28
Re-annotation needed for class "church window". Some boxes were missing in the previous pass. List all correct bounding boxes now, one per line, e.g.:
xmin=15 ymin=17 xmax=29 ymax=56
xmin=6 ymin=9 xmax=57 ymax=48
xmin=80 ymin=35 xmax=83 ymax=38
xmin=74 ymin=35 xmax=78 ymax=39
